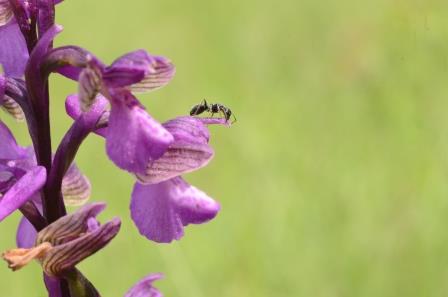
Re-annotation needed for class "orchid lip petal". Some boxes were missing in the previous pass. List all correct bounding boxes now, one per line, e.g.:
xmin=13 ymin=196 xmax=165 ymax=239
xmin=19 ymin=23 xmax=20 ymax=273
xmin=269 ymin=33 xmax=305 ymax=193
xmin=131 ymin=177 xmax=220 ymax=243
xmin=106 ymin=94 xmax=173 ymax=174
xmin=0 ymin=166 xmax=47 ymax=222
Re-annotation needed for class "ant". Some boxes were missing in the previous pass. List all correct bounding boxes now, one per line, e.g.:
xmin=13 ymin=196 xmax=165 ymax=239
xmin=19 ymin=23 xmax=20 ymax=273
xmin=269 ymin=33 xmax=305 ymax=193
xmin=190 ymin=99 xmax=236 ymax=123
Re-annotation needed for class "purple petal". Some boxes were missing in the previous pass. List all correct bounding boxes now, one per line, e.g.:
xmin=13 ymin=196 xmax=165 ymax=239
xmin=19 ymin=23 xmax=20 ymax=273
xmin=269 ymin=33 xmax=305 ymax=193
xmin=106 ymin=93 xmax=173 ymax=174
xmin=129 ymin=55 xmax=175 ymax=94
xmin=0 ymin=166 xmax=46 ymax=221
xmin=137 ymin=117 xmax=214 ymax=184
xmin=65 ymin=94 xmax=109 ymax=137
xmin=43 ymin=45 xmax=96 ymax=80
xmin=105 ymin=50 xmax=175 ymax=93
xmin=196 ymin=117 xmax=231 ymax=126
xmin=16 ymin=215 xmax=37 ymax=248
xmin=163 ymin=116 xmax=210 ymax=144
xmin=130 ymin=177 xmax=220 ymax=243
xmin=0 ymin=119 xmax=28 ymax=158
xmin=0 ymin=167 xmax=15 ymax=193
xmin=0 ymin=120 xmax=24 ymax=159
xmin=0 ymin=20 xmax=28 ymax=77
xmin=125 ymin=274 xmax=164 ymax=297
xmin=87 ymin=217 xmax=100 ymax=232
xmin=103 ymin=50 xmax=148 ymax=88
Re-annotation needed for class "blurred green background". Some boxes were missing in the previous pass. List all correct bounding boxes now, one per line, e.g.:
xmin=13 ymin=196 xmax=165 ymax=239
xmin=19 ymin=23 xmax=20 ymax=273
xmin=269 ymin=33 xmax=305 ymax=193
xmin=3 ymin=0 xmax=448 ymax=296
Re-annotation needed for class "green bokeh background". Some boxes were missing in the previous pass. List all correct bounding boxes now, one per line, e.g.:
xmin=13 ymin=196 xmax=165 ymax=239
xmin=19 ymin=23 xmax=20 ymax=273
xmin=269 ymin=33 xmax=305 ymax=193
xmin=2 ymin=0 xmax=448 ymax=296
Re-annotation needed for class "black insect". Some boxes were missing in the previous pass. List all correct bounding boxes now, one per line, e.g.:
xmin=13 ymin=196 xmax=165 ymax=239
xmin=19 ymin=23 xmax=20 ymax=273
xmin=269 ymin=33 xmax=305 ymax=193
xmin=190 ymin=99 xmax=236 ymax=123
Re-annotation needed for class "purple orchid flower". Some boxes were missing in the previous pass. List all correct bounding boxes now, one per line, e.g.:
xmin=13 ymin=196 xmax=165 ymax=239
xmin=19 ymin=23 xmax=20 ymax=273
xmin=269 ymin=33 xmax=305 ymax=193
xmin=1 ymin=0 xmax=231 ymax=295
xmin=74 ymin=50 xmax=176 ymax=175
xmin=0 ymin=118 xmax=91 ymax=222
xmin=66 ymin=95 xmax=224 ymax=243
xmin=4 ymin=203 xmax=120 ymax=275
xmin=0 ymin=120 xmax=46 ymax=221
xmin=10 ymin=203 xmax=162 ymax=297
xmin=0 ymin=0 xmax=63 ymax=77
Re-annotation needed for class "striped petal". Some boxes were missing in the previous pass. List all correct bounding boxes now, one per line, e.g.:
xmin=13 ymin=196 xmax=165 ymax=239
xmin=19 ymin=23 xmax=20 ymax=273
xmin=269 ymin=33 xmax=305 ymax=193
xmin=137 ymin=117 xmax=214 ymax=184
xmin=61 ymin=163 xmax=91 ymax=206
xmin=129 ymin=55 xmax=175 ymax=93
xmin=105 ymin=50 xmax=175 ymax=93
xmin=78 ymin=65 xmax=102 ymax=112
xmin=0 ymin=0 xmax=13 ymax=26
xmin=41 ymin=217 xmax=120 ymax=276
xmin=3 ymin=204 xmax=121 ymax=276
xmin=103 ymin=50 xmax=147 ymax=89
xmin=36 ymin=203 xmax=106 ymax=246
xmin=1 ymin=94 xmax=25 ymax=121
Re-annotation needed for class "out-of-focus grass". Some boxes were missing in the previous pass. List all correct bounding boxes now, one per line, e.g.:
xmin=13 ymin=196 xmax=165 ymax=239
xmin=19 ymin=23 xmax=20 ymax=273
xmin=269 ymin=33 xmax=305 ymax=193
xmin=2 ymin=0 xmax=448 ymax=296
